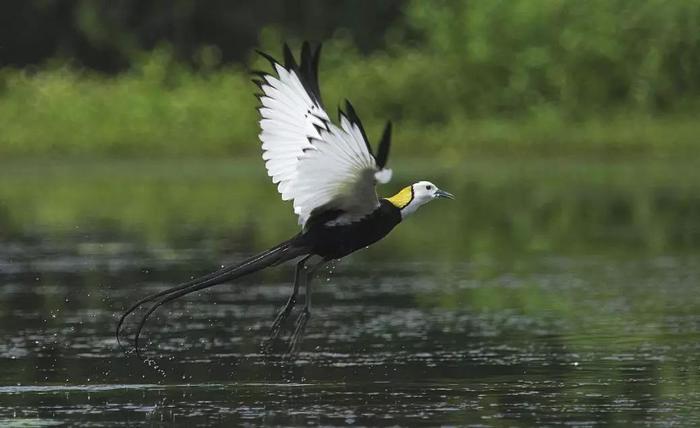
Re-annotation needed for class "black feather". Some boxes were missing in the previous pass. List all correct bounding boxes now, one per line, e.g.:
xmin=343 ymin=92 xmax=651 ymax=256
xmin=301 ymin=41 xmax=311 ymax=70
xmin=312 ymin=44 xmax=322 ymax=94
xmin=375 ymin=121 xmax=392 ymax=169
xmin=298 ymin=41 xmax=324 ymax=105
xmin=300 ymin=42 xmax=313 ymax=97
xmin=283 ymin=43 xmax=297 ymax=70
xmin=344 ymin=100 xmax=372 ymax=155
xmin=257 ymin=42 xmax=324 ymax=106
xmin=255 ymin=50 xmax=278 ymax=68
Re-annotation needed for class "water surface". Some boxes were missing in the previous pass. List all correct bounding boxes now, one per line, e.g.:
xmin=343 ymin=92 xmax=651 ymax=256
xmin=1 ymin=158 xmax=699 ymax=425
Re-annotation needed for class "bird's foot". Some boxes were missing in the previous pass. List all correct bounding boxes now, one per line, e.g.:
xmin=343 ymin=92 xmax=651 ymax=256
xmin=261 ymin=299 xmax=296 ymax=354
xmin=286 ymin=308 xmax=311 ymax=355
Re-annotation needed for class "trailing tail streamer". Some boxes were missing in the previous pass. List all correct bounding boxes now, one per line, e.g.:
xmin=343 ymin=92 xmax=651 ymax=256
xmin=116 ymin=238 xmax=309 ymax=358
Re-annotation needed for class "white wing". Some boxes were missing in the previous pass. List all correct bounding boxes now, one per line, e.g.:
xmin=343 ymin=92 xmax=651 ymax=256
xmin=254 ymin=43 xmax=392 ymax=227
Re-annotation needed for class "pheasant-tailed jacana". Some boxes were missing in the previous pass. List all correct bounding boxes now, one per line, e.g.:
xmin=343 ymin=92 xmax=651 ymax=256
xmin=117 ymin=42 xmax=453 ymax=357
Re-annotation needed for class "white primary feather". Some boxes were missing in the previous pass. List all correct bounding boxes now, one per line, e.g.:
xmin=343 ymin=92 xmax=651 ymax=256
xmin=257 ymin=48 xmax=391 ymax=227
xmin=291 ymin=124 xmax=379 ymax=225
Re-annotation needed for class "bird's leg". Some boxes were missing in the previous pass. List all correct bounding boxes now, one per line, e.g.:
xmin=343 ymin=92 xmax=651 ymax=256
xmin=263 ymin=255 xmax=312 ymax=352
xmin=287 ymin=258 xmax=327 ymax=355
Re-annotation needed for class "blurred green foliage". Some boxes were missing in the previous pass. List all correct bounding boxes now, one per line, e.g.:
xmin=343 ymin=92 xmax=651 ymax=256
xmin=1 ymin=0 xmax=700 ymax=157
xmin=406 ymin=0 xmax=700 ymax=116
xmin=0 ymin=51 xmax=257 ymax=156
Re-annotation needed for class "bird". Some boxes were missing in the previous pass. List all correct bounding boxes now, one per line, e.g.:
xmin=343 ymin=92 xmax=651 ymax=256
xmin=116 ymin=42 xmax=453 ymax=357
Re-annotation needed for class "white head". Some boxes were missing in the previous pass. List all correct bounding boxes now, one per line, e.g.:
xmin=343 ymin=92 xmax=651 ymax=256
xmin=386 ymin=180 xmax=454 ymax=218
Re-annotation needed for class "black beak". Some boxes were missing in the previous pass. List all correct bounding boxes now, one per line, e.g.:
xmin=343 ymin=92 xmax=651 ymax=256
xmin=435 ymin=189 xmax=455 ymax=199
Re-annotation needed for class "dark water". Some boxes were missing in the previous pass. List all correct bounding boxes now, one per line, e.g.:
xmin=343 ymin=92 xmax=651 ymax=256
xmin=1 ymin=158 xmax=700 ymax=425
xmin=1 ymin=239 xmax=699 ymax=426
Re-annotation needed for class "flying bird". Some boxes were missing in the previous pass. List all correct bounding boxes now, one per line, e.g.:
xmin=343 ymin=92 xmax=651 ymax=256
xmin=117 ymin=42 xmax=453 ymax=357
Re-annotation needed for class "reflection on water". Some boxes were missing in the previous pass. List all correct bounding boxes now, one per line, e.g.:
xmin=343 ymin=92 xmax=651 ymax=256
xmin=1 ymin=239 xmax=699 ymax=425
xmin=1 ymin=158 xmax=699 ymax=255
xmin=1 ymin=158 xmax=699 ymax=424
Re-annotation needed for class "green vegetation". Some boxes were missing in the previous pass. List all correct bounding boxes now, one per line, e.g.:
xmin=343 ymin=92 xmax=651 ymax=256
xmin=2 ymin=0 xmax=700 ymax=158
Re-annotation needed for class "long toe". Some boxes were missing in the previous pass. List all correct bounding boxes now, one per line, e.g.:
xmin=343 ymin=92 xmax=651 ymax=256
xmin=261 ymin=304 xmax=298 ymax=354
xmin=286 ymin=309 xmax=311 ymax=355
xmin=269 ymin=304 xmax=293 ymax=338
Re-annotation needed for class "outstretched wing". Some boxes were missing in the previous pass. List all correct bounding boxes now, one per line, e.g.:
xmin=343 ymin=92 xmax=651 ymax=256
xmin=253 ymin=42 xmax=392 ymax=227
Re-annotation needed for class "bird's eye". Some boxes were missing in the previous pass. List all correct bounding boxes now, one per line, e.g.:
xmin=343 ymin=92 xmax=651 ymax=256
xmin=426 ymin=185 xmax=433 ymax=190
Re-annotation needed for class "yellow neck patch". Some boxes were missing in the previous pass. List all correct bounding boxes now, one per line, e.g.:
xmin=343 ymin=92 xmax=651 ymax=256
xmin=386 ymin=185 xmax=414 ymax=209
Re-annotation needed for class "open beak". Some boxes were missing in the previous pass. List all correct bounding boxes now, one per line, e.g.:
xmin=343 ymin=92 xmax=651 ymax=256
xmin=435 ymin=189 xmax=455 ymax=199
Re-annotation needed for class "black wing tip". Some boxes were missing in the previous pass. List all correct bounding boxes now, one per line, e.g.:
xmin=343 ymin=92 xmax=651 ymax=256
xmin=301 ymin=41 xmax=311 ymax=60
xmin=342 ymin=99 xmax=372 ymax=154
xmin=299 ymin=41 xmax=324 ymax=104
xmin=344 ymin=99 xmax=361 ymax=123
xmin=255 ymin=49 xmax=278 ymax=68
xmin=376 ymin=120 xmax=393 ymax=169
xmin=256 ymin=41 xmax=323 ymax=67
xmin=283 ymin=43 xmax=297 ymax=70
xmin=256 ymin=41 xmax=324 ymax=105
xmin=343 ymin=99 xmax=359 ymax=124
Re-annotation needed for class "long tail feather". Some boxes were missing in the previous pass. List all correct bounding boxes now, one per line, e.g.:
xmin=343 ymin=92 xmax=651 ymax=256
xmin=116 ymin=239 xmax=308 ymax=358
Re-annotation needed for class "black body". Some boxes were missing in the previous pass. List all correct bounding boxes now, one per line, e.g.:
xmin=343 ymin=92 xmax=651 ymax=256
xmin=297 ymin=199 xmax=402 ymax=260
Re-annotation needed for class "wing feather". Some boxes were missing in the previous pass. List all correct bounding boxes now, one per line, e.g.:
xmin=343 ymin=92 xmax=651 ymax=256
xmin=255 ymin=43 xmax=393 ymax=227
